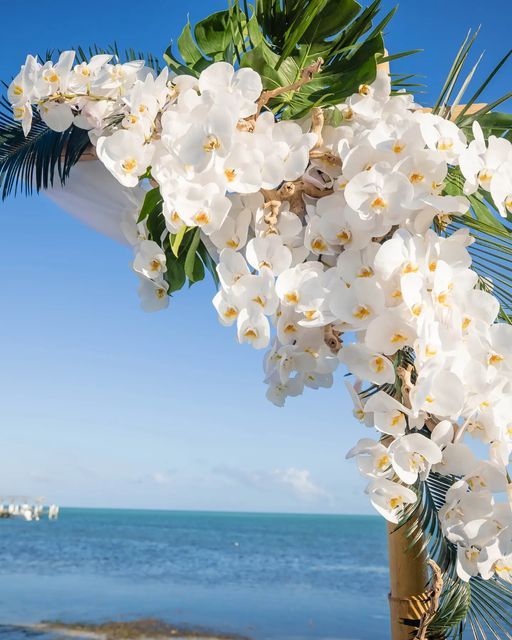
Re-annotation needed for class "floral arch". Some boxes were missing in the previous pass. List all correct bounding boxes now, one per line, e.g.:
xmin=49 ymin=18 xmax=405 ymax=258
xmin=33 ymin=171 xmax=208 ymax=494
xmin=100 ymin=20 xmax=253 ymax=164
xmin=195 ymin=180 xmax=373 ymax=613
xmin=2 ymin=1 xmax=512 ymax=638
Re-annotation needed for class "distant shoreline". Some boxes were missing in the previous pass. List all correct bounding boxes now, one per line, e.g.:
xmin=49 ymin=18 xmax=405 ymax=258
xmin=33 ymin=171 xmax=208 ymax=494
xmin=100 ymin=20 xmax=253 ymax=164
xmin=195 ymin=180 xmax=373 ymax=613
xmin=19 ymin=619 xmax=251 ymax=640
xmin=32 ymin=506 xmax=380 ymax=518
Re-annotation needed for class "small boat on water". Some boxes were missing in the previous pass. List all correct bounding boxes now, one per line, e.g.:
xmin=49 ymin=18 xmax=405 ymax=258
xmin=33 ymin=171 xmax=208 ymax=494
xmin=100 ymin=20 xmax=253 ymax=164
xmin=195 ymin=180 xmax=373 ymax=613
xmin=0 ymin=496 xmax=59 ymax=521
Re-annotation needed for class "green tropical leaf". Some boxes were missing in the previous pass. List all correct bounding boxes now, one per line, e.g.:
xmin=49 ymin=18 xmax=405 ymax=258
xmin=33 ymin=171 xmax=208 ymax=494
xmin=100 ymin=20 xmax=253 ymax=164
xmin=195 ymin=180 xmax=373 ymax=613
xmin=137 ymin=187 xmax=162 ymax=224
xmin=171 ymin=224 xmax=189 ymax=258
xmin=164 ymin=253 xmax=187 ymax=293
xmin=194 ymin=10 xmax=242 ymax=61
xmin=184 ymin=227 xmax=202 ymax=282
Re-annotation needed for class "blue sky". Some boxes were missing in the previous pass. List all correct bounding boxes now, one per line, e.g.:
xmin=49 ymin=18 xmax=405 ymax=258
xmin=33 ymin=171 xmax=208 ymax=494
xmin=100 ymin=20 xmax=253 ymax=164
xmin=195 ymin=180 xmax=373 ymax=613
xmin=0 ymin=0 xmax=511 ymax=513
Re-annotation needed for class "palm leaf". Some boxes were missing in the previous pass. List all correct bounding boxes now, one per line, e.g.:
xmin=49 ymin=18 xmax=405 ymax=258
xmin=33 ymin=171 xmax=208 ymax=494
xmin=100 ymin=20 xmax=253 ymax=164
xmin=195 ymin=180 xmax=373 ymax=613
xmin=397 ymin=472 xmax=512 ymax=639
xmin=0 ymin=97 xmax=91 ymax=199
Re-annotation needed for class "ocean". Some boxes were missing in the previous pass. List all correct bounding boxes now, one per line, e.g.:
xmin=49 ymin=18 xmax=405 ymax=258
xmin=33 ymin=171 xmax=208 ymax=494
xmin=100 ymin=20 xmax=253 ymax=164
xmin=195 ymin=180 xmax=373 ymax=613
xmin=0 ymin=509 xmax=390 ymax=640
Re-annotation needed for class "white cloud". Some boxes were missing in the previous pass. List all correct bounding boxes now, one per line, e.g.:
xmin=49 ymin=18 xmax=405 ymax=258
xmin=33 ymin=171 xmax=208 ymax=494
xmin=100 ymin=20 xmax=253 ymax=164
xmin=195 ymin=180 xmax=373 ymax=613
xmin=271 ymin=467 xmax=329 ymax=500
xmin=151 ymin=471 xmax=174 ymax=485
xmin=212 ymin=465 xmax=330 ymax=502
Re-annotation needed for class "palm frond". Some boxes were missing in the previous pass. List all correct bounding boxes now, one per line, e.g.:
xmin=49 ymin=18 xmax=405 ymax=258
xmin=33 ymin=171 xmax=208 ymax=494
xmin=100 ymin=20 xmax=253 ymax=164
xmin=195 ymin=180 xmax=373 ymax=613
xmin=430 ymin=29 xmax=512 ymax=135
xmin=398 ymin=472 xmax=512 ymax=639
xmin=0 ymin=97 xmax=90 ymax=199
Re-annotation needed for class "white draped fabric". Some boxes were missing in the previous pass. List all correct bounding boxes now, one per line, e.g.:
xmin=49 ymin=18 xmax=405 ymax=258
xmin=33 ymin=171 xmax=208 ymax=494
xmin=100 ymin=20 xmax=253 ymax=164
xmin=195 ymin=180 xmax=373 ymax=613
xmin=44 ymin=160 xmax=145 ymax=245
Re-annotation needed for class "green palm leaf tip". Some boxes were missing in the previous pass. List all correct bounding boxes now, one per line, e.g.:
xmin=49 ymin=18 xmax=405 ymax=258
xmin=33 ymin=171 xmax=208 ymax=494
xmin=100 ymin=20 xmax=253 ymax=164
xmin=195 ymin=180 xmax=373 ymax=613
xmin=397 ymin=473 xmax=512 ymax=639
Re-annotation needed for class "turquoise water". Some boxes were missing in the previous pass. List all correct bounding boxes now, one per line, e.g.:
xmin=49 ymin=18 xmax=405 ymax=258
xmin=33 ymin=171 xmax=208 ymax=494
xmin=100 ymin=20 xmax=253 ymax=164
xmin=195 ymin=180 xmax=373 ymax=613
xmin=0 ymin=509 xmax=390 ymax=639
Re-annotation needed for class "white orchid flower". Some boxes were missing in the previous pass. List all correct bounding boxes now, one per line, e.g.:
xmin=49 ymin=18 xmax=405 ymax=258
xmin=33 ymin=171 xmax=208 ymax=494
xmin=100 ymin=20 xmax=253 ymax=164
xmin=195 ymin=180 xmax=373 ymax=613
xmin=345 ymin=163 xmax=415 ymax=235
xmin=275 ymin=263 xmax=323 ymax=308
xmin=8 ymin=54 xmax=40 ymax=108
xmin=464 ymin=461 xmax=508 ymax=493
xmin=366 ymin=478 xmax=418 ymax=524
xmin=363 ymin=391 xmax=413 ymax=437
xmin=212 ymin=289 xmax=242 ymax=326
xmin=96 ymin=130 xmax=154 ymax=187
xmin=459 ymin=121 xmax=512 ymax=194
xmin=137 ymin=276 xmax=169 ymax=312
xmin=478 ymin=538 xmax=512 ymax=582
xmin=246 ymin=236 xmax=292 ymax=276
xmin=268 ymin=120 xmax=317 ymax=183
xmin=346 ymin=438 xmax=393 ymax=479
xmin=220 ymin=143 xmax=265 ymax=193
xmin=329 ymin=277 xmax=385 ymax=329
xmin=232 ymin=272 xmax=280 ymax=317
xmin=339 ymin=343 xmax=395 ymax=386
xmin=175 ymin=101 xmax=237 ymax=171
xmin=365 ymin=309 xmax=415 ymax=355
xmin=198 ymin=62 xmax=262 ymax=117
xmin=347 ymin=69 xmax=391 ymax=119
xmin=69 ymin=54 xmax=112 ymax=92
xmin=490 ymin=163 xmax=512 ymax=217
xmin=35 ymin=50 xmax=75 ymax=98
xmin=216 ymin=249 xmax=250 ymax=289
xmin=210 ymin=198 xmax=252 ymax=252
xmin=266 ymin=376 xmax=304 ymax=407
xmin=410 ymin=369 xmax=465 ymax=419
xmin=236 ymin=310 xmax=270 ymax=349
xmin=133 ymin=240 xmax=167 ymax=280
xmin=264 ymin=343 xmax=317 ymax=386
xmin=388 ymin=433 xmax=443 ymax=484
xmin=12 ymin=101 xmax=33 ymax=136
xmin=417 ymin=112 xmax=467 ymax=164
xmin=430 ymin=420 xmax=478 ymax=476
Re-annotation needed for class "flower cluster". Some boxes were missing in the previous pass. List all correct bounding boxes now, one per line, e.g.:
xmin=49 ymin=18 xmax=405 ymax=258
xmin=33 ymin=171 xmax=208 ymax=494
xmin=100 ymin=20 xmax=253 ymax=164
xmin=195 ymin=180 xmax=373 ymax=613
xmin=10 ymin=52 xmax=512 ymax=582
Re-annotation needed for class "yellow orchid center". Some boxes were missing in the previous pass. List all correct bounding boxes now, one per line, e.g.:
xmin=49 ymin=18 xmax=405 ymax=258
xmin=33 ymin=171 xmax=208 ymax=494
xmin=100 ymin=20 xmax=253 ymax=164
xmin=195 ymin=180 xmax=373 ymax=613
xmin=353 ymin=305 xmax=371 ymax=320
xmin=337 ymin=229 xmax=351 ymax=243
xmin=312 ymin=237 xmax=328 ymax=252
xmin=224 ymin=307 xmax=238 ymax=319
xmin=371 ymin=356 xmax=386 ymax=373
xmin=285 ymin=291 xmax=299 ymax=304
xmin=149 ymin=259 xmax=161 ymax=272
xmin=377 ymin=455 xmax=391 ymax=471
xmin=122 ymin=158 xmax=137 ymax=173
xmin=194 ymin=211 xmax=210 ymax=225
xmin=437 ymin=137 xmax=454 ymax=151
xmin=410 ymin=172 xmax=424 ymax=184
xmin=370 ymin=196 xmax=387 ymax=211
xmin=478 ymin=169 xmax=493 ymax=188
xmin=488 ymin=353 xmax=504 ymax=366
xmin=389 ymin=496 xmax=404 ymax=510
xmin=224 ymin=168 xmax=236 ymax=182
xmin=203 ymin=135 xmax=221 ymax=152
xmin=402 ymin=262 xmax=419 ymax=274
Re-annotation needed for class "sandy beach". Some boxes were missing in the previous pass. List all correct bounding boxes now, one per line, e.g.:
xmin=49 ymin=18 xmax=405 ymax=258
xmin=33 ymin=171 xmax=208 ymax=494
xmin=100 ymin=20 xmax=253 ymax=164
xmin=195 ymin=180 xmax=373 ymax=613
xmin=20 ymin=619 xmax=251 ymax=640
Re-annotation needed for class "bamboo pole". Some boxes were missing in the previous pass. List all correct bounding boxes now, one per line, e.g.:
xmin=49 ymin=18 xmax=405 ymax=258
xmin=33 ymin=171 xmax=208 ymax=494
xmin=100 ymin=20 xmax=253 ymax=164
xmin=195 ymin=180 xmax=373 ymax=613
xmin=387 ymin=523 xmax=430 ymax=640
